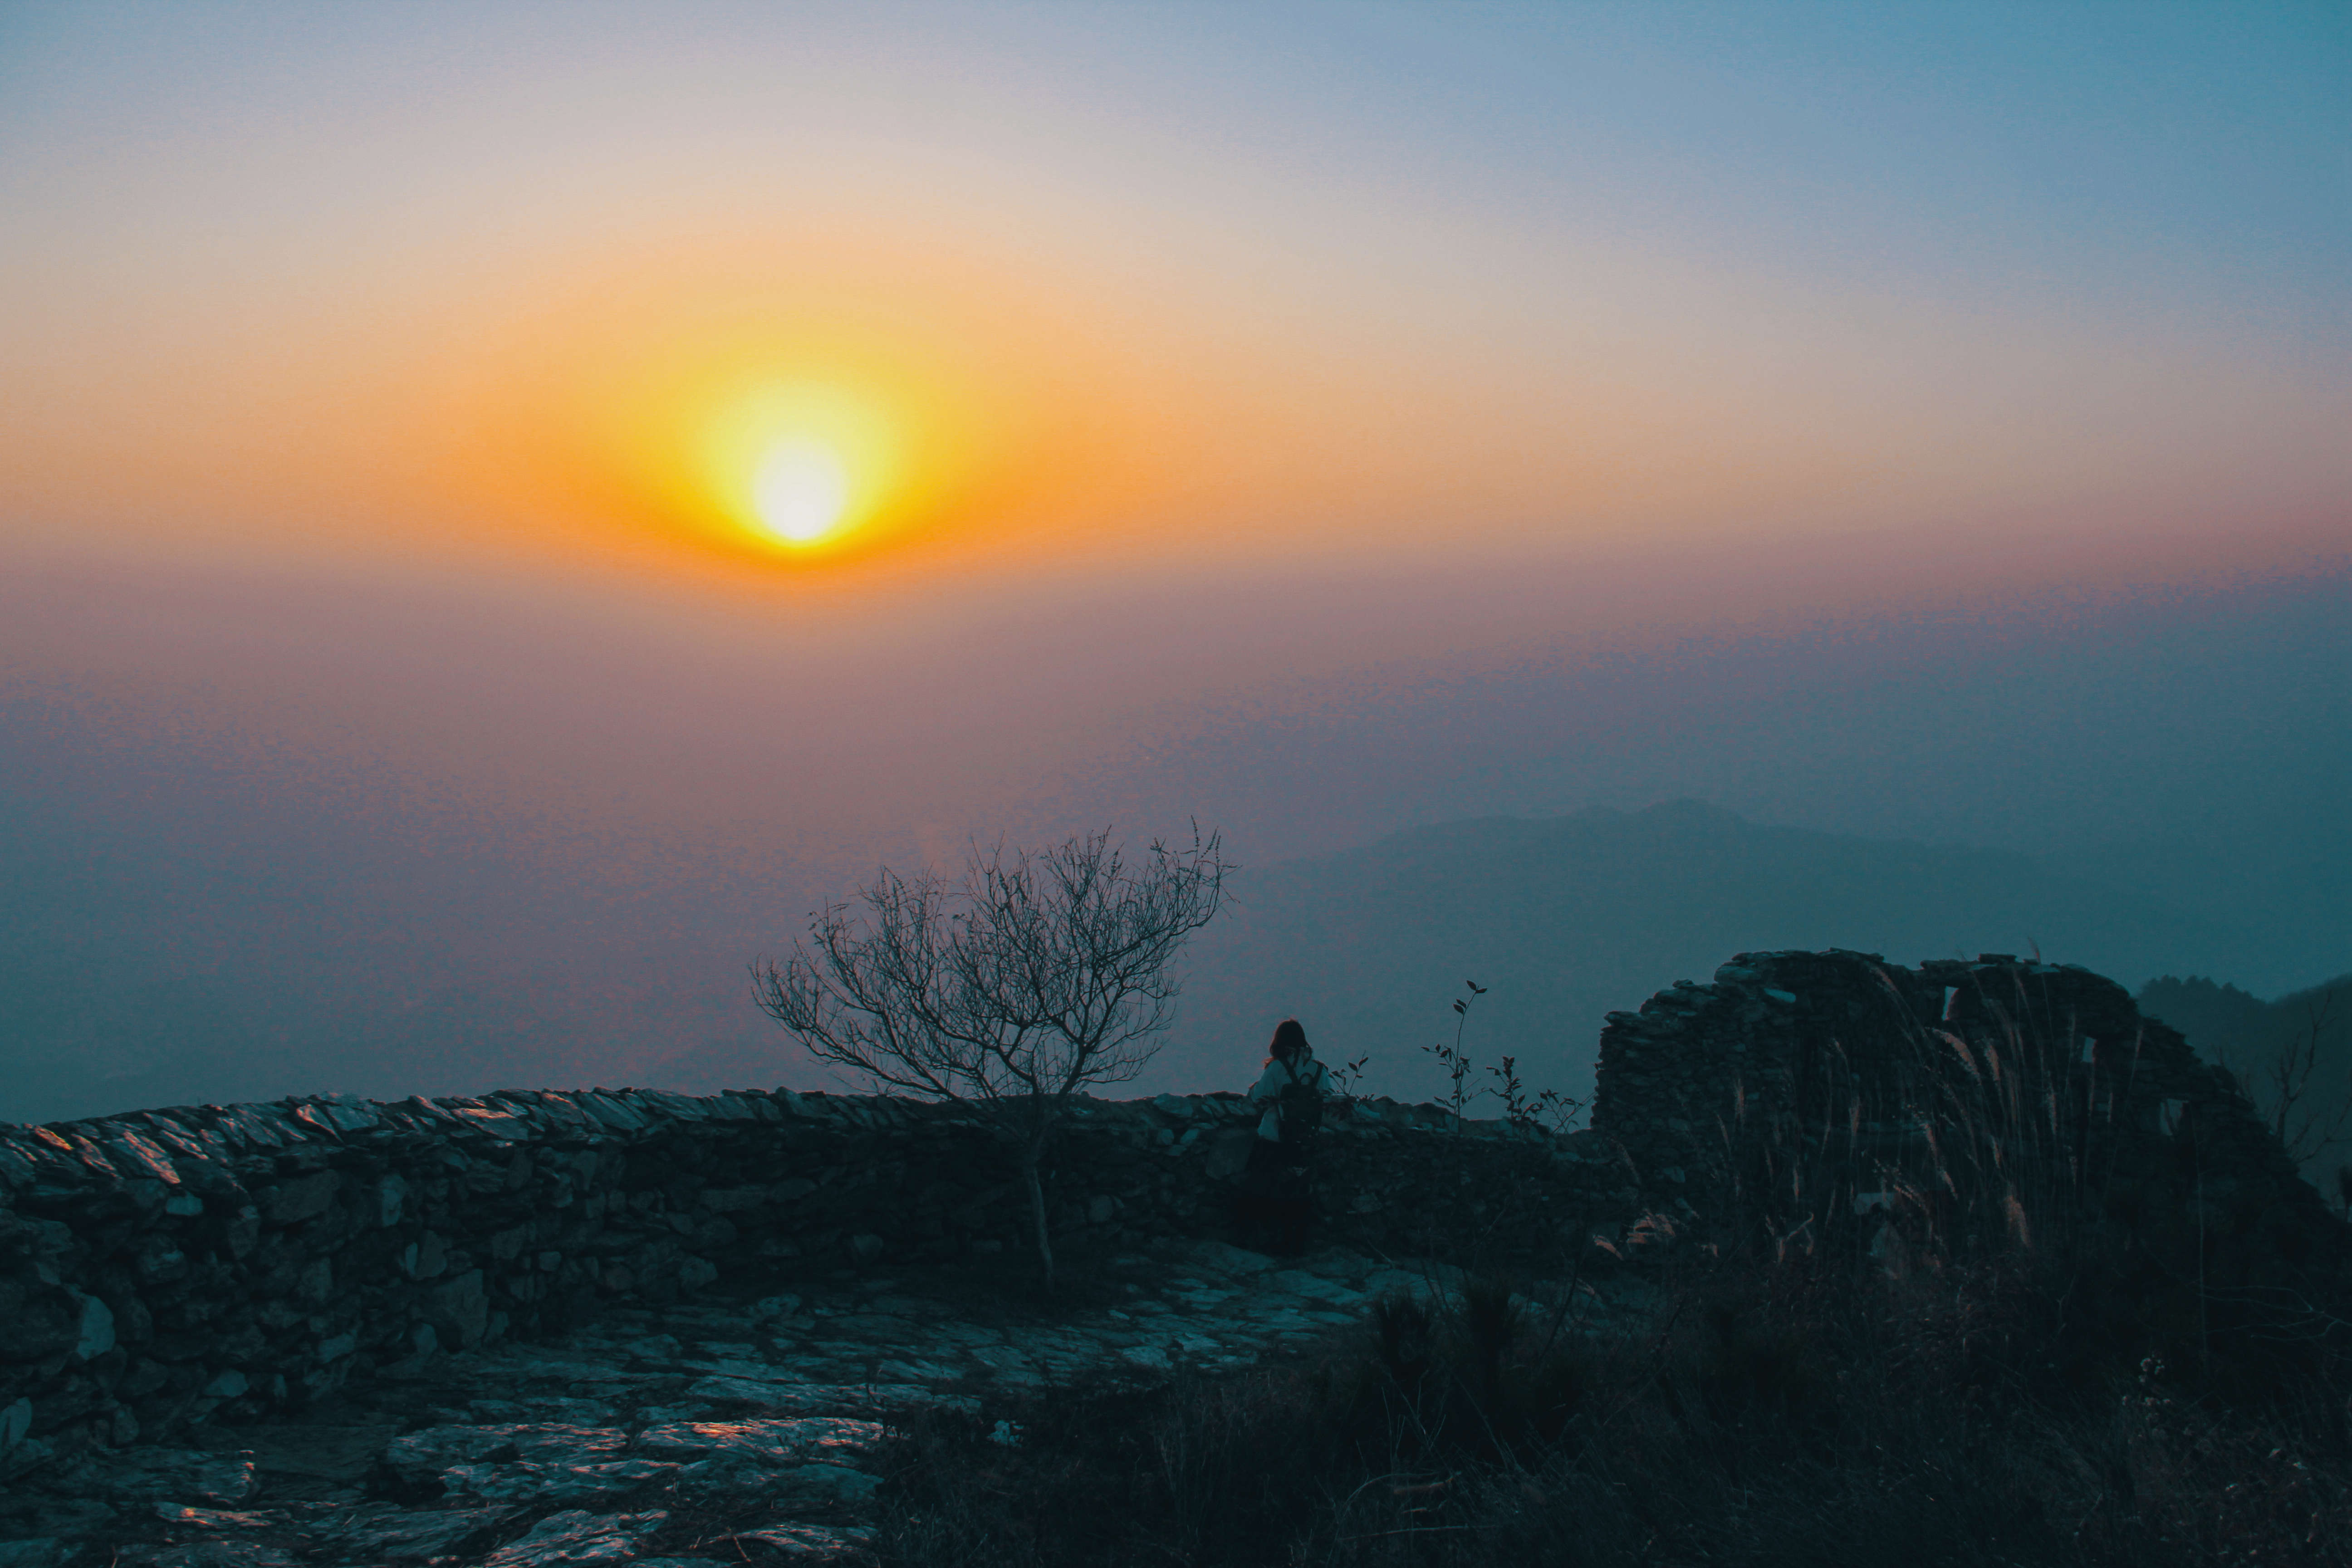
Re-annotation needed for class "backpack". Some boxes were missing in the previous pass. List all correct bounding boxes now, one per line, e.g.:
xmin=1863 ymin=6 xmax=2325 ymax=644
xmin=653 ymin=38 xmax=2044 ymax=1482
xmin=1277 ymin=1058 xmax=1324 ymax=1142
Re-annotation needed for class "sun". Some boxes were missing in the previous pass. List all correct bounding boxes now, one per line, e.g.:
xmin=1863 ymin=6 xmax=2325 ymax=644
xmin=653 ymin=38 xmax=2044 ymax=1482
xmin=697 ymin=381 xmax=900 ymax=555
xmin=752 ymin=439 xmax=852 ymax=545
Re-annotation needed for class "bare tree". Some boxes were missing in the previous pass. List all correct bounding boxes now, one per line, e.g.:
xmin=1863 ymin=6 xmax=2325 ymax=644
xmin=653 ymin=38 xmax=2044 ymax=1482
xmin=2215 ymin=985 xmax=2352 ymax=1170
xmin=752 ymin=826 xmax=1230 ymax=1285
xmin=2262 ymin=989 xmax=2350 ymax=1166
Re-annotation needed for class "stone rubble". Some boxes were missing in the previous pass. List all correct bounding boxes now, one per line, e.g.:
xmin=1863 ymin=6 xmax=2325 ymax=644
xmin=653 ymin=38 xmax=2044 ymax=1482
xmin=0 ymin=1235 xmax=1628 ymax=1564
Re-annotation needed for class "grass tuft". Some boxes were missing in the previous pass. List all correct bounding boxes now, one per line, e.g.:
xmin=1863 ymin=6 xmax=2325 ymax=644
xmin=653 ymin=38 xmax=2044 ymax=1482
xmin=879 ymin=1240 xmax=2352 ymax=1565
xmin=878 ymin=966 xmax=2352 ymax=1563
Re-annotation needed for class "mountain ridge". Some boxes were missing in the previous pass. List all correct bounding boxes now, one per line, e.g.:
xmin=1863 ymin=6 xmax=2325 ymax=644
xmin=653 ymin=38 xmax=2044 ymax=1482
xmin=1148 ymin=799 xmax=2267 ymax=1105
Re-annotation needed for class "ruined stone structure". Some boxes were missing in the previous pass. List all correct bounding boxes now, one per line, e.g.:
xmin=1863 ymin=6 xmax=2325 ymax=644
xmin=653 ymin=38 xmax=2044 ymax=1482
xmin=2 ymin=951 xmax=2336 ymax=1491
xmin=1595 ymin=949 xmax=2345 ymax=1271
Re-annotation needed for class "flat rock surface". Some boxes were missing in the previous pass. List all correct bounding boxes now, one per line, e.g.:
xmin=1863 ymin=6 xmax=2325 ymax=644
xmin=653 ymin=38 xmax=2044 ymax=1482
xmin=0 ymin=1240 xmax=1647 ymax=1565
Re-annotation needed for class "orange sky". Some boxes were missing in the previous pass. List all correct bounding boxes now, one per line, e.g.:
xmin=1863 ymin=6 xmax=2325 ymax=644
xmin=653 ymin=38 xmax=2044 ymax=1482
xmin=4 ymin=2 xmax=2344 ymax=835
xmin=6 ymin=101 xmax=2344 ymax=603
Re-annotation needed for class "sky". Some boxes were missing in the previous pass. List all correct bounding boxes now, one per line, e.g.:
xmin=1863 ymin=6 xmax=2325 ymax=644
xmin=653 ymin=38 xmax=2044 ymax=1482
xmin=3 ymin=2 xmax=2347 ymax=1122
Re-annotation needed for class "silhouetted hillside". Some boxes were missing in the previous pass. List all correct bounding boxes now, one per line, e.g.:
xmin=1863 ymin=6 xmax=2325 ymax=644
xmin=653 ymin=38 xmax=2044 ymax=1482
xmin=1153 ymin=801 xmax=2249 ymax=1105
xmin=2141 ymin=971 xmax=2352 ymax=1188
xmin=2137 ymin=976 xmax=2277 ymax=1063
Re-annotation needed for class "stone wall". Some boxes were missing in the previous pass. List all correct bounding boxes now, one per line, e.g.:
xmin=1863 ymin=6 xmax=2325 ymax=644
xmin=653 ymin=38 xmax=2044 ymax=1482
xmin=7 ymin=948 xmax=2335 ymax=1483
xmin=0 ymin=1084 xmax=1620 ymax=1480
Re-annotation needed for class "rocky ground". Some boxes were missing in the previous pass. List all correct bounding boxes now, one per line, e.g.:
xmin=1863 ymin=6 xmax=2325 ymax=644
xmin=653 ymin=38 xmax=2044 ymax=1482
xmin=0 ymin=1238 xmax=1650 ymax=1567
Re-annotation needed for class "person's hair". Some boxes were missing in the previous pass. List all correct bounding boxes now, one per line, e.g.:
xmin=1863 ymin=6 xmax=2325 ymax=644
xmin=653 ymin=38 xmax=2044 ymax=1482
xmin=1268 ymin=1019 xmax=1309 ymax=1061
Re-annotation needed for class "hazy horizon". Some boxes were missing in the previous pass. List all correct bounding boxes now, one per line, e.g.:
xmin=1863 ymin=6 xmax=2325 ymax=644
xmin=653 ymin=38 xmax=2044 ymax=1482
xmin=5 ymin=3 xmax=2345 ymax=1123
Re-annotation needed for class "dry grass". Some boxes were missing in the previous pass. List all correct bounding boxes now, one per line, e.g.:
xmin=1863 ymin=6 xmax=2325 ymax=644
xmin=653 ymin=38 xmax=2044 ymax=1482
xmin=876 ymin=1245 xmax=2352 ymax=1566
xmin=874 ymin=970 xmax=2352 ymax=1565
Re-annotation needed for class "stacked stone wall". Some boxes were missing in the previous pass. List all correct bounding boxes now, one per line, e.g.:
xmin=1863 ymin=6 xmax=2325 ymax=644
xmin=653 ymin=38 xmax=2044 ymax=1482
xmin=0 ymin=1085 xmax=1621 ymax=1479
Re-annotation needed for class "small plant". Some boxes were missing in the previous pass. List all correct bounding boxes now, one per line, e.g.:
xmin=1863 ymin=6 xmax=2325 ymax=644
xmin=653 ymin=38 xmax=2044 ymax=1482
xmin=1372 ymin=1290 xmax=1437 ymax=1387
xmin=1323 ymin=1051 xmax=1374 ymax=1100
xmin=1421 ymin=980 xmax=1586 ymax=1133
xmin=1457 ymin=1274 xmax=1522 ymax=1404
xmin=1489 ymin=1052 xmax=1586 ymax=1133
xmin=1424 ymin=979 xmax=1488 ymax=1128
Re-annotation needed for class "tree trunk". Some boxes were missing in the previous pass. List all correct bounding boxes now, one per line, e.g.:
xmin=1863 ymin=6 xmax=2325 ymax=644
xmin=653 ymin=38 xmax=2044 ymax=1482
xmin=1022 ymin=1144 xmax=1055 ymax=1293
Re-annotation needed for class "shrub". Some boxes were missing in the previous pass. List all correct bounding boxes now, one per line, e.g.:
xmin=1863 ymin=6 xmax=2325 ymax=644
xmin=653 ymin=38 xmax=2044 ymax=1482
xmin=879 ymin=966 xmax=2352 ymax=1563
xmin=879 ymin=1243 xmax=2352 ymax=1566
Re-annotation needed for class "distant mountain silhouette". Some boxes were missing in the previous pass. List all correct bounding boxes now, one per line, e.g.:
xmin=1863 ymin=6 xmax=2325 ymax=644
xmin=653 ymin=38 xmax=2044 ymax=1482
xmin=2136 ymin=976 xmax=2277 ymax=1064
xmin=7 ymin=785 xmax=2333 ymax=1132
xmin=1150 ymin=800 xmax=2254 ymax=1106
xmin=2140 ymin=971 xmax=2352 ymax=1187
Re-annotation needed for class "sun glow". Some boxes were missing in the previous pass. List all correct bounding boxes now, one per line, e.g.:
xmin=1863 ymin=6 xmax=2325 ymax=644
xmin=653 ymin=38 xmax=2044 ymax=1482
xmin=753 ymin=440 xmax=851 ymax=544
xmin=701 ymin=381 xmax=901 ymax=556
xmin=450 ymin=247 xmax=1127 ymax=573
